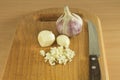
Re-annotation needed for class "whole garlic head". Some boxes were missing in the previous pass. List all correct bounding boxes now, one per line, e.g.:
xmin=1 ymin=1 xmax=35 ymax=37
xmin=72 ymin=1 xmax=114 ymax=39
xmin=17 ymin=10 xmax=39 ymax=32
xmin=56 ymin=6 xmax=83 ymax=37
xmin=38 ymin=30 xmax=55 ymax=47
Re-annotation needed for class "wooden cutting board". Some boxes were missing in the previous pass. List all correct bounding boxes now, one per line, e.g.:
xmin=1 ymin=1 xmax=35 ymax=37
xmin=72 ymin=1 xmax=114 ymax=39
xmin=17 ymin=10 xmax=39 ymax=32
xmin=2 ymin=8 xmax=109 ymax=80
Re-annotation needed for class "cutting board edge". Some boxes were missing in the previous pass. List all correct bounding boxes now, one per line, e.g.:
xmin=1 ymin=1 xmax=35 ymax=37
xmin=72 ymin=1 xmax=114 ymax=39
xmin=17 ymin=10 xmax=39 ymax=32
xmin=96 ymin=16 xmax=109 ymax=80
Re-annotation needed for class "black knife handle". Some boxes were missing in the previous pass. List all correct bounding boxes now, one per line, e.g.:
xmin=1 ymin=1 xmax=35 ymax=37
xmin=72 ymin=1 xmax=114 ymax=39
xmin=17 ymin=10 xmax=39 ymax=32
xmin=89 ymin=55 xmax=101 ymax=80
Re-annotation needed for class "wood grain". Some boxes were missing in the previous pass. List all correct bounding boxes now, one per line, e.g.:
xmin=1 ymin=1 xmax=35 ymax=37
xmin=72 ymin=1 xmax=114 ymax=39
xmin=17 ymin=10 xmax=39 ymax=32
xmin=1 ymin=0 xmax=120 ymax=80
xmin=2 ymin=8 xmax=109 ymax=80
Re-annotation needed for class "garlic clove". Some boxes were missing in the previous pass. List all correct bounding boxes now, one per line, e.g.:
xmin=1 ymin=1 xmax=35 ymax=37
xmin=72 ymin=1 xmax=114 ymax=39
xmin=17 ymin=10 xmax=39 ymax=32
xmin=72 ymin=13 xmax=83 ymax=23
xmin=56 ymin=15 xmax=64 ymax=34
xmin=67 ymin=18 xmax=82 ymax=36
xmin=56 ymin=6 xmax=83 ymax=37
xmin=56 ymin=35 xmax=70 ymax=48
xmin=38 ymin=30 xmax=55 ymax=47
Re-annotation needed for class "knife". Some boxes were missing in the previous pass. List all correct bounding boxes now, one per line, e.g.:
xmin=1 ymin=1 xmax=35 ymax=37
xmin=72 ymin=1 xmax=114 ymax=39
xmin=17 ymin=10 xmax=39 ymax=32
xmin=88 ymin=20 xmax=101 ymax=80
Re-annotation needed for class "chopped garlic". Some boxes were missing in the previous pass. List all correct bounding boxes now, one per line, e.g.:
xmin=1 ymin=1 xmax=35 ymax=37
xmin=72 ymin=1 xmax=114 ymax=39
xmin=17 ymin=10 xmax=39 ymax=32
xmin=40 ymin=50 xmax=45 ymax=56
xmin=40 ymin=46 xmax=75 ymax=66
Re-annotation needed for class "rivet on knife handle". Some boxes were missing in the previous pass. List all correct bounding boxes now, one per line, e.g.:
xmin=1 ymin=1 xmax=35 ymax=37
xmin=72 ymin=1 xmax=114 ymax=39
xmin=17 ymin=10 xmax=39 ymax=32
xmin=89 ymin=55 xmax=101 ymax=80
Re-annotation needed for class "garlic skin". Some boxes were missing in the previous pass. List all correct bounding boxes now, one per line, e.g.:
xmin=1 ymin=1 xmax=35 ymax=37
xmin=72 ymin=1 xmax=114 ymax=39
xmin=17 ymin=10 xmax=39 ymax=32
xmin=56 ymin=6 xmax=83 ymax=37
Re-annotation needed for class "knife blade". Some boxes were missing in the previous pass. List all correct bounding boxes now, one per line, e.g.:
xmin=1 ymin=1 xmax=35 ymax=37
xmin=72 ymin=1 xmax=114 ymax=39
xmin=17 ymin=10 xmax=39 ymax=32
xmin=88 ymin=20 xmax=101 ymax=80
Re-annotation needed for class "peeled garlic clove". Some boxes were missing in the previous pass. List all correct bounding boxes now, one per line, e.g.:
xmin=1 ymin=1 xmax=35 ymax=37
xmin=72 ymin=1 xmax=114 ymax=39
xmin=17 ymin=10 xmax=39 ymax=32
xmin=57 ymin=35 xmax=70 ymax=48
xmin=38 ymin=30 xmax=55 ymax=47
xmin=56 ymin=6 xmax=83 ymax=37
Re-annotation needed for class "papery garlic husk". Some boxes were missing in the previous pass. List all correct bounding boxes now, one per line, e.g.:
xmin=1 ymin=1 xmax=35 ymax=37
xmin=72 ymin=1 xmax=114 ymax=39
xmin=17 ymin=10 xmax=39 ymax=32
xmin=56 ymin=6 xmax=83 ymax=37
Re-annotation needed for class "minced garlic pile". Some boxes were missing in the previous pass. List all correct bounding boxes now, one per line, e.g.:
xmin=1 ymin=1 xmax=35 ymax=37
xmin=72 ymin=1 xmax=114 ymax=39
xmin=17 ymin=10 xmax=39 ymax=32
xmin=40 ymin=46 xmax=75 ymax=66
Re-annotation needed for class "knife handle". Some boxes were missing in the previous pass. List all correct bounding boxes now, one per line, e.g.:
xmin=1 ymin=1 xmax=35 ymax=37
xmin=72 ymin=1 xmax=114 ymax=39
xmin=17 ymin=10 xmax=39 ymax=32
xmin=89 ymin=55 xmax=101 ymax=80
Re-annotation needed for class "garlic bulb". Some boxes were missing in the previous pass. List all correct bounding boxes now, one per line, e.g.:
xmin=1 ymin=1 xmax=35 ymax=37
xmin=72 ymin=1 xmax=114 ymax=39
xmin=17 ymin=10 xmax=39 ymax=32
xmin=56 ymin=6 xmax=83 ymax=37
